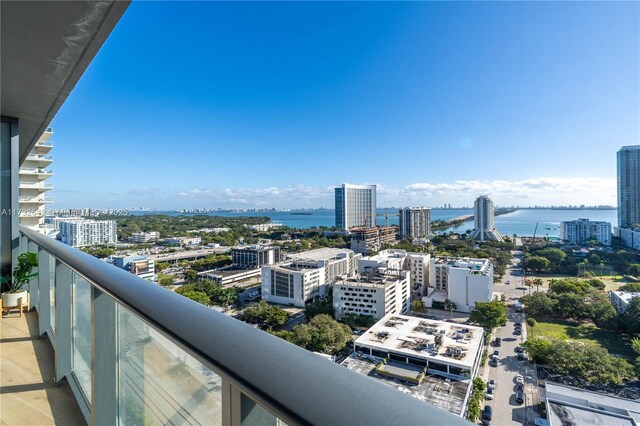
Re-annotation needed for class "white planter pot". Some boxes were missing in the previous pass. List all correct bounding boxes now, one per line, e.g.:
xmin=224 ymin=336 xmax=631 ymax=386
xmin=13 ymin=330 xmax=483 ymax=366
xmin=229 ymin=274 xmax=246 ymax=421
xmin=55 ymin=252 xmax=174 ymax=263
xmin=2 ymin=291 xmax=27 ymax=308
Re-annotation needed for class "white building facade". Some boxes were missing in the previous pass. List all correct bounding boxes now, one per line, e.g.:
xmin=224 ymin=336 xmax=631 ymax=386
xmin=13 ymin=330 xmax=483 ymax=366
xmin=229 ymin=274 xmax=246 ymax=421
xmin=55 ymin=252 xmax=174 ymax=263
xmin=335 ymin=184 xmax=377 ymax=230
xmin=58 ymin=219 xmax=117 ymax=247
xmin=18 ymin=129 xmax=54 ymax=232
xmin=470 ymin=195 xmax=502 ymax=242
xmin=616 ymin=227 xmax=640 ymax=250
xmin=333 ymin=270 xmax=411 ymax=320
xmin=424 ymin=257 xmax=494 ymax=313
xmin=560 ymin=219 xmax=612 ymax=246
xmin=609 ymin=291 xmax=640 ymax=313
xmin=399 ymin=207 xmax=431 ymax=239
xmin=131 ymin=231 xmax=160 ymax=243
xmin=261 ymin=248 xmax=358 ymax=307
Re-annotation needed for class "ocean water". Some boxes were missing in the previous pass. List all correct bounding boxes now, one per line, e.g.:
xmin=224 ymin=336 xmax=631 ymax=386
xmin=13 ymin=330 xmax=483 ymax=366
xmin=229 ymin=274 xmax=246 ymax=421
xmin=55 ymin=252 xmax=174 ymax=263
xmin=135 ymin=208 xmax=618 ymax=237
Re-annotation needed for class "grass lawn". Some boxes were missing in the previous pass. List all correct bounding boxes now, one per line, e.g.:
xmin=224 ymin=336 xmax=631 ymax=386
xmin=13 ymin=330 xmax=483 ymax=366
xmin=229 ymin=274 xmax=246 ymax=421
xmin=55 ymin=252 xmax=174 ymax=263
xmin=527 ymin=320 xmax=636 ymax=359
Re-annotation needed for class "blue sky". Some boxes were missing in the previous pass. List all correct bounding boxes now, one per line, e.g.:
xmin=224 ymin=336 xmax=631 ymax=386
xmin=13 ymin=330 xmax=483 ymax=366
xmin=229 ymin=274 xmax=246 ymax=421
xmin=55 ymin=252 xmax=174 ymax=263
xmin=51 ymin=1 xmax=639 ymax=209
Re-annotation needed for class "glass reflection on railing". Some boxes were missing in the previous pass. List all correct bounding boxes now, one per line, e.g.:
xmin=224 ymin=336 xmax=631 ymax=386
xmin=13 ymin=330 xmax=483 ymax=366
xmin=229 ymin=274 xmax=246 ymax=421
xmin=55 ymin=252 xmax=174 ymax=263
xmin=117 ymin=305 xmax=222 ymax=425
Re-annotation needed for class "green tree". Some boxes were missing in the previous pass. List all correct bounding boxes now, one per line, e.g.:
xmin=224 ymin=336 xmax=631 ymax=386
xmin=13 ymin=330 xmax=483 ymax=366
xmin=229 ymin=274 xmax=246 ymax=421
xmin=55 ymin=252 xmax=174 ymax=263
xmin=183 ymin=269 xmax=199 ymax=282
xmin=526 ymin=317 xmax=537 ymax=336
xmin=524 ymin=256 xmax=550 ymax=272
xmin=242 ymin=300 xmax=289 ymax=329
xmin=588 ymin=254 xmax=602 ymax=265
xmin=341 ymin=314 xmax=377 ymax=329
xmin=627 ymin=264 xmax=640 ymax=277
xmin=411 ymin=299 xmax=427 ymax=313
xmin=287 ymin=314 xmax=352 ymax=354
xmin=621 ymin=298 xmax=640 ymax=334
xmin=521 ymin=293 xmax=555 ymax=319
xmin=537 ymin=248 xmax=566 ymax=265
xmin=158 ymin=274 xmax=174 ymax=287
xmin=181 ymin=290 xmax=210 ymax=306
xmin=469 ymin=301 xmax=507 ymax=329
xmin=304 ymin=298 xmax=334 ymax=320
xmin=620 ymin=283 xmax=640 ymax=292
xmin=586 ymin=278 xmax=605 ymax=290
xmin=443 ymin=299 xmax=457 ymax=319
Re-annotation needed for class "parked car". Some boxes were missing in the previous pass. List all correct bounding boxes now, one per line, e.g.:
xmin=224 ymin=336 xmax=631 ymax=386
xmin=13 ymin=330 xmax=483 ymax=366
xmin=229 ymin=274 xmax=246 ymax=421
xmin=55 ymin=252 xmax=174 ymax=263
xmin=514 ymin=328 xmax=522 ymax=335
xmin=514 ymin=322 xmax=522 ymax=327
xmin=494 ymin=337 xmax=502 ymax=347
xmin=492 ymin=350 xmax=500 ymax=358
xmin=514 ymin=346 xmax=523 ymax=353
xmin=487 ymin=379 xmax=496 ymax=389
xmin=518 ymin=352 xmax=525 ymax=361
xmin=483 ymin=405 xmax=493 ymax=421
xmin=485 ymin=387 xmax=494 ymax=400
xmin=516 ymin=389 xmax=524 ymax=404
xmin=516 ymin=374 xmax=524 ymax=385
xmin=490 ymin=358 xmax=498 ymax=367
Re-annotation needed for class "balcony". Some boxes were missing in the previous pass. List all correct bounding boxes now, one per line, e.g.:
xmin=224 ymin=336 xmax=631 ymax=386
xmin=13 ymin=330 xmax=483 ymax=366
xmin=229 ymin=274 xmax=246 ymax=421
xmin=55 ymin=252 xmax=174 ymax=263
xmin=19 ymin=168 xmax=53 ymax=176
xmin=6 ymin=226 xmax=465 ymax=426
xmin=25 ymin=154 xmax=53 ymax=163
xmin=18 ymin=182 xmax=53 ymax=191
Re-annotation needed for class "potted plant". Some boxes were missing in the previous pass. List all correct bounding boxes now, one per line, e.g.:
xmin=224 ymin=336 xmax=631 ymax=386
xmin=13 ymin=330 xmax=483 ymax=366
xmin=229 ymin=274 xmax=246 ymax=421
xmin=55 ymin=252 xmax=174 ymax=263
xmin=1 ymin=252 xmax=38 ymax=308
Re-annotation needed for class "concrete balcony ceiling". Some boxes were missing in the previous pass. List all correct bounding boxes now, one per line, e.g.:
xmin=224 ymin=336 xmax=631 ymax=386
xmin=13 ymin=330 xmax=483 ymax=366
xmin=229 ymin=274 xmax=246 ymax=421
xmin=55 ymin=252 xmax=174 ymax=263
xmin=1 ymin=1 xmax=129 ymax=163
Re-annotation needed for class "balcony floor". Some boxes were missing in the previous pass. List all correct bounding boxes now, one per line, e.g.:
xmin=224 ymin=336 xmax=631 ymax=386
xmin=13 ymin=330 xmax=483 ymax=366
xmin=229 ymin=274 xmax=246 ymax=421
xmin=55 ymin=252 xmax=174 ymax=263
xmin=1 ymin=311 xmax=83 ymax=425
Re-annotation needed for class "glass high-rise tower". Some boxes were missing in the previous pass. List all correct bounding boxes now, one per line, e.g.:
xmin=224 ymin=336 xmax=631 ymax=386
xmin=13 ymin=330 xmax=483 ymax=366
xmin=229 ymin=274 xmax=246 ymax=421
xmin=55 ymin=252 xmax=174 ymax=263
xmin=335 ymin=184 xmax=376 ymax=230
xmin=617 ymin=145 xmax=640 ymax=229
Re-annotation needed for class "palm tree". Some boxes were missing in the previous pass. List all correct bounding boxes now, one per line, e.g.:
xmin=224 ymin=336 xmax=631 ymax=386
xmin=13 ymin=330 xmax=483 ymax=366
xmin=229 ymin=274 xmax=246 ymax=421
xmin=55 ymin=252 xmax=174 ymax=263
xmin=443 ymin=299 xmax=456 ymax=319
xmin=533 ymin=278 xmax=543 ymax=293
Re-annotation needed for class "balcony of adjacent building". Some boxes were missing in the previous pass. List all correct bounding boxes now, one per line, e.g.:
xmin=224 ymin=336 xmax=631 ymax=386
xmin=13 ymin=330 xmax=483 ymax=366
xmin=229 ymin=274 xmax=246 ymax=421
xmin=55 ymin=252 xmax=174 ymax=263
xmin=19 ymin=168 xmax=54 ymax=179
xmin=18 ymin=182 xmax=54 ymax=191
xmin=19 ymin=195 xmax=54 ymax=204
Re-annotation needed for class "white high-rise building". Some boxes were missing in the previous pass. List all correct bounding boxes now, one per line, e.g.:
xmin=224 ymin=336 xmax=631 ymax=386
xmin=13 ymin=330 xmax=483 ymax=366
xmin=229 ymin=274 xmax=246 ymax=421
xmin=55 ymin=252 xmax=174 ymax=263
xmin=18 ymin=128 xmax=54 ymax=232
xmin=617 ymin=145 xmax=640 ymax=229
xmin=399 ymin=207 xmax=431 ymax=239
xmin=561 ymin=219 xmax=612 ymax=246
xmin=58 ymin=219 xmax=117 ymax=247
xmin=470 ymin=195 xmax=502 ymax=241
xmin=335 ymin=184 xmax=376 ymax=230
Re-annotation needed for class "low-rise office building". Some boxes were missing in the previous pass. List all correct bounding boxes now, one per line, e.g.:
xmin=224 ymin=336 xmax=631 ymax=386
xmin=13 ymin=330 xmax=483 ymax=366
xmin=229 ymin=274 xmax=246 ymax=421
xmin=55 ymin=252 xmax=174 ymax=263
xmin=349 ymin=226 xmax=397 ymax=254
xmin=561 ymin=218 xmax=612 ymax=246
xmin=131 ymin=231 xmax=160 ymax=243
xmin=262 ymin=248 xmax=359 ymax=307
xmin=164 ymin=236 xmax=201 ymax=246
xmin=198 ymin=268 xmax=261 ymax=286
xmin=111 ymin=254 xmax=155 ymax=282
xmin=231 ymin=245 xmax=280 ymax=268
xmin=610 ymin=291 xmax=640 ymax=313
xmin=244 ymin=223 xmax=283 ymax=231
xmin=352 ymin=314 xmax=484 ymax=380
xmin=545 ymin=382 xmax=640 ymax=426
xmin=333 ymin=269 xmax=410 ymax=320
xmin=424 ymin=257 xmax=494 ymax=313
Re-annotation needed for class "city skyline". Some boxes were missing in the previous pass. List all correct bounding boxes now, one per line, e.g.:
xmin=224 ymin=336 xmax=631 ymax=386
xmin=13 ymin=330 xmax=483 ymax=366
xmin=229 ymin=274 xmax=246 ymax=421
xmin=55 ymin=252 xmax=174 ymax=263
xmin=48 ymin=1 xmax=638 ymax=209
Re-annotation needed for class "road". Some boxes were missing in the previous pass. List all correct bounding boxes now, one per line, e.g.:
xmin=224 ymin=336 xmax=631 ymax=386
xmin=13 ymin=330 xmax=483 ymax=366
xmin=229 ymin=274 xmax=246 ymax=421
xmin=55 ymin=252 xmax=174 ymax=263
xmin=483 ymin=251 xmax=540 ymax=426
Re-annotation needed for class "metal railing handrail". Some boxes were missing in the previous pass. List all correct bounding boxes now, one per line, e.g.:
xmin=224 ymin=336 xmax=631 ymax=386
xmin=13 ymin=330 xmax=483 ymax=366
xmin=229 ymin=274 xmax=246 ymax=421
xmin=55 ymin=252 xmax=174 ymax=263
xmin=20 ymin=225 xmax=466 ymax=426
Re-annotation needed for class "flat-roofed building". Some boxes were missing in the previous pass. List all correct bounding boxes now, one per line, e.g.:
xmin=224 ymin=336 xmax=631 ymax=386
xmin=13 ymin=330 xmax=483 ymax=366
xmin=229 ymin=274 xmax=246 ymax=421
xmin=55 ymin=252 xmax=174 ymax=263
xmin=399 ymin=207 xmax=431 ymax=239
xmin=231 ymin=245 xmax=280 ymax=268
xmin=333 ymin=269 xmax=410 ymax=320
xmin=424 ymin=257 xmax=494 ymax=313
xmin=262 ymin=248 xmax=359 ymax=307
xmin=198 ymin=268 xmax=261 ymax=286
xmin=358 ymin=249 xmax=430 ymax=292
xmin=610 ymin=291 xmax=640 ymax=313
xmin=58 ymin=219 xmax=117 ymax=247
xmin=131 ymin=231 xmax=160 ymax=243
xmin=350 ymin=226 xmax=397 ymax=254
xmin=561 ymin=218 xmax=612 ymax=246
xmin=616 ymin=226 xmax=640 ymax=250
xmin=352 ymin=314 xmax=484 ymax=381
xmin=545 ymin=382 xmax=640 ymax=426
xmin=111 ymin=254 xmax=155 ymax=282
xmin=335 ymin=184 xmax=377 ymax=230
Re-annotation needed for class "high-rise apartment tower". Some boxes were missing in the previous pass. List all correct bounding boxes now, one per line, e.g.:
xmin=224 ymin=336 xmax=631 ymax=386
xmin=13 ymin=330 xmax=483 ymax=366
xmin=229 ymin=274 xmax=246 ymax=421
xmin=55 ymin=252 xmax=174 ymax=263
xmin=335 ymin=184 xmax=376 ymax=230
xmin=617 ymin=145 xmax=640 ymax=229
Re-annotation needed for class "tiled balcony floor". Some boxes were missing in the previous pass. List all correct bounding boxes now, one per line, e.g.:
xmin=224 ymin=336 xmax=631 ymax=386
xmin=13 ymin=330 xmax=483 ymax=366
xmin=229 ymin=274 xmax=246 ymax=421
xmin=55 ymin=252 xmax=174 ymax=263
xmin=1 ymin=311 xmax=83 ymax=425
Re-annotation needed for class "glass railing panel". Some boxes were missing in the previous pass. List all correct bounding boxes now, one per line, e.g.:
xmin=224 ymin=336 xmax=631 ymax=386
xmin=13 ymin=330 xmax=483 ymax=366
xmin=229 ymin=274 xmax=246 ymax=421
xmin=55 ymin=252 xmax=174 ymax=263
xmin=72 ymin=272 xmax=92 ymax=401
xmin=241 ymin=393 xmax=287 ymax=426
xmin=49 ymin=253 xmax=56 ymax=331
xmin=117 ymin=305 xmax=222 ymax=426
